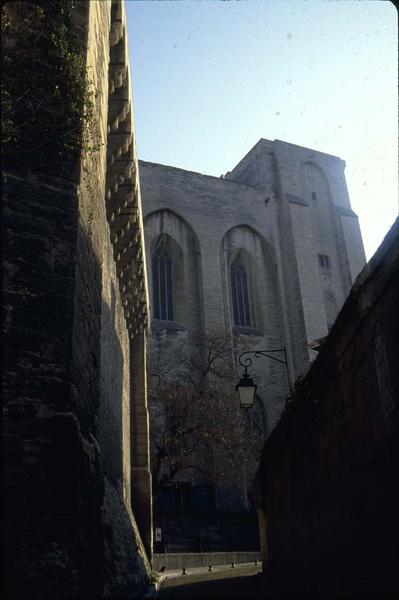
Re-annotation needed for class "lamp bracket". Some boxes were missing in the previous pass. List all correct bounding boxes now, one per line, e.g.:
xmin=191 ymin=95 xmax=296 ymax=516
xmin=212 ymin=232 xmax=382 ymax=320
xmin=238 ymin=348 xmax=287 ymax=368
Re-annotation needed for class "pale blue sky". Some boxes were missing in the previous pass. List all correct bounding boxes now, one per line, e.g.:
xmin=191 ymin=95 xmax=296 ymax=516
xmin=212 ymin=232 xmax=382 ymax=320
xmin=126 ymin=0 xmax=398 ymax=259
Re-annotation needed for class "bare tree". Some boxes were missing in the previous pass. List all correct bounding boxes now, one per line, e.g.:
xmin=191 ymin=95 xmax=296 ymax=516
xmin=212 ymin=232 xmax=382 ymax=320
xmin=148 ymin=331 xmax=264 ymax=498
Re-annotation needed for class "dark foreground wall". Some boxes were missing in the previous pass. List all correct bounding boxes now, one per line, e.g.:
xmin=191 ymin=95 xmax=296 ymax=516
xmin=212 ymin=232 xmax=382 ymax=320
xmin=256 ymin=218 xmax=399 ymax=597
xmin=2 ymin=1 xmax=151 ymax=597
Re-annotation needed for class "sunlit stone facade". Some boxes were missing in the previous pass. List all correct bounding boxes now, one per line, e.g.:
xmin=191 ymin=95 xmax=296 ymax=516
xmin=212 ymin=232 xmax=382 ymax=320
xmin=139 ymin=139 xmax=366 ymax=514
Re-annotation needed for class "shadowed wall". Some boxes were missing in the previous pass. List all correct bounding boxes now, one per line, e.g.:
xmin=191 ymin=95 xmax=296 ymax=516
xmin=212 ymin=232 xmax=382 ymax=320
xmin=256 ymin=218 xmax=399 ymax=597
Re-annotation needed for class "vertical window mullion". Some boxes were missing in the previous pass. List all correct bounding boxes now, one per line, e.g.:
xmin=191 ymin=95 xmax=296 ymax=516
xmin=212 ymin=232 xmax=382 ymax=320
xmin=152 ymin=255 xmax=160 ymax=319
xmin=237 ymin=271 xmax=245 ymax=326
xmin=160 ymin=256 xmax=166 ymax=320
xmin=231 ymin=269 xmax=239 ymax=325
xmin=242 ymin=270 xmax=250 ymax=326
xmin=166 ymin=258 xmax=173 ymax=320
xmin=158 ymin=256 xmax=162 ymax=319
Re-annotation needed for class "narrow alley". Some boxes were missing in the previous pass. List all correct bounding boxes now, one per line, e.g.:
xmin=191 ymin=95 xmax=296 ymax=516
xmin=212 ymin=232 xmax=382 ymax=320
xmin=3 ymin=1 xmax=398 ymax=598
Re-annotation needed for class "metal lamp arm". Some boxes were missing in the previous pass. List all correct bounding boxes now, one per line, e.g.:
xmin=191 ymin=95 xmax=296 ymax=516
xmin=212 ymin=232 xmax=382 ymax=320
xmin=237 ymin=347 xmax=291 ymax=394
xmin=238 ymin=349 xmax=287 ymax=368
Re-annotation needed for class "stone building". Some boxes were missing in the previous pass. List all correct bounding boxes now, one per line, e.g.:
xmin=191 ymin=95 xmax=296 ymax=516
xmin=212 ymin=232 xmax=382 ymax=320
xmin=3 ymin=1 xmax=152 ymax=597
xmin=139 ymin=139 xmax=366 ymax=525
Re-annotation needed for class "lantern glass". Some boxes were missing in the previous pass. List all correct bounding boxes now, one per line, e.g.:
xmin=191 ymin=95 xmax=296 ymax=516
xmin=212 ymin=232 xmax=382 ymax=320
xmin=236 ymin=372 xmax=257 ymax=408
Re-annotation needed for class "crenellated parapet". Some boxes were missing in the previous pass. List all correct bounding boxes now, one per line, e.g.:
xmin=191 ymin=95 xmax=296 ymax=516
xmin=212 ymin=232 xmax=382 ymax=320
xmin=105 ymin=0 xmax=149 ymax=340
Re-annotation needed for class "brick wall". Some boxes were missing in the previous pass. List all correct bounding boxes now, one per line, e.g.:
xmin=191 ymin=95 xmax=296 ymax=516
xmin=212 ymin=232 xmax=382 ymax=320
xmin=255 ymin=218 xmax=399 ymax=596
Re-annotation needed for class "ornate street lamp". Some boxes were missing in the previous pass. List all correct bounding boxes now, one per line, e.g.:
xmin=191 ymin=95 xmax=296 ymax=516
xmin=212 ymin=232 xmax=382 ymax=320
xmin=235 ymin=367 xmax=257 ymax=408
xmin=235 ymin=347 xmax=290 ymax=409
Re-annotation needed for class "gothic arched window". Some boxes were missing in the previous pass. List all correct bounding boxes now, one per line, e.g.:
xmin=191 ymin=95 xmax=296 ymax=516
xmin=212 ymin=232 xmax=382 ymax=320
xmin=152 ymin=237 xmax=173 ymax=320
xmin=230 ymin=261 xmax=251 ymax=327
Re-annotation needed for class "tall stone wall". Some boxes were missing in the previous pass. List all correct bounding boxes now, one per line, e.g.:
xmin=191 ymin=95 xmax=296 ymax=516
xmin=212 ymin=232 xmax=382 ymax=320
xmin=227 ymin=138 xmax=366 ymax=377
xmin=140 ymin=160 xmax=289 ymax=437
xmin=140 ymin=140 xmax=365 ymax=454
xmin=140 ymin=160 xmax=289 ymax=517
xmin=139 ymin=138 xmax=366 ymax=544
xmin=3 ymin=168 xmax=89 ymax=599
xmin=3 ymin=1 xmax=151 ymax=597
xmin=255 ymin=218 xmax=399 ymax=597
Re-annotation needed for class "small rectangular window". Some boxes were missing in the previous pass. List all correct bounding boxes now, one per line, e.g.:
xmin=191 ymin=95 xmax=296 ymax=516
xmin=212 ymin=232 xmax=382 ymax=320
xmin=311 ymin=192 xmax=317 ymax=201
xmin=318 ymin=254 xmax=330 ymax=268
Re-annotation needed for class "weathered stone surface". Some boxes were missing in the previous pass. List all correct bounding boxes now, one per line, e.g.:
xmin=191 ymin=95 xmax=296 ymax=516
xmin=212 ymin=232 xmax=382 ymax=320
xmin=255 ymin=218 xmax=399 ymax=596
xmin=139 ymin=138 xmax=366 ymax=522
xmin=3 ymin=1 xmax=151 ymax=597
xmin=140 ymin=139 xmax=366 ymax=432
xmin=102 ymin=478 xmax=150 ymax=597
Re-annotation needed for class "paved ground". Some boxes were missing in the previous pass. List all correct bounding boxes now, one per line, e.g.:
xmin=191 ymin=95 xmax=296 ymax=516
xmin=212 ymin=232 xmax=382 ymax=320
xmin=158 ymin=562 xmax=261 ymax=581
xmin=157 ymin=563 xmax=284 ymax=598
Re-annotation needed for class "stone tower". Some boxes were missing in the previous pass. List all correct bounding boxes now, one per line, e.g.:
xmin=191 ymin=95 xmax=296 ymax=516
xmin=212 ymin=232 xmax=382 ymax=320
xmin=139 ymin=138 xmax=366 ymax=525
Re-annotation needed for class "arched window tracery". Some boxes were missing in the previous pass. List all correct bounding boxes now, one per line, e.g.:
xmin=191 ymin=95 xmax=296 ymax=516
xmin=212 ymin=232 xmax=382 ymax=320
xmin=230 ymin=260 xmax=251 ymax=327
xmin=152 ymin=236 xmax=173 ymax=320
